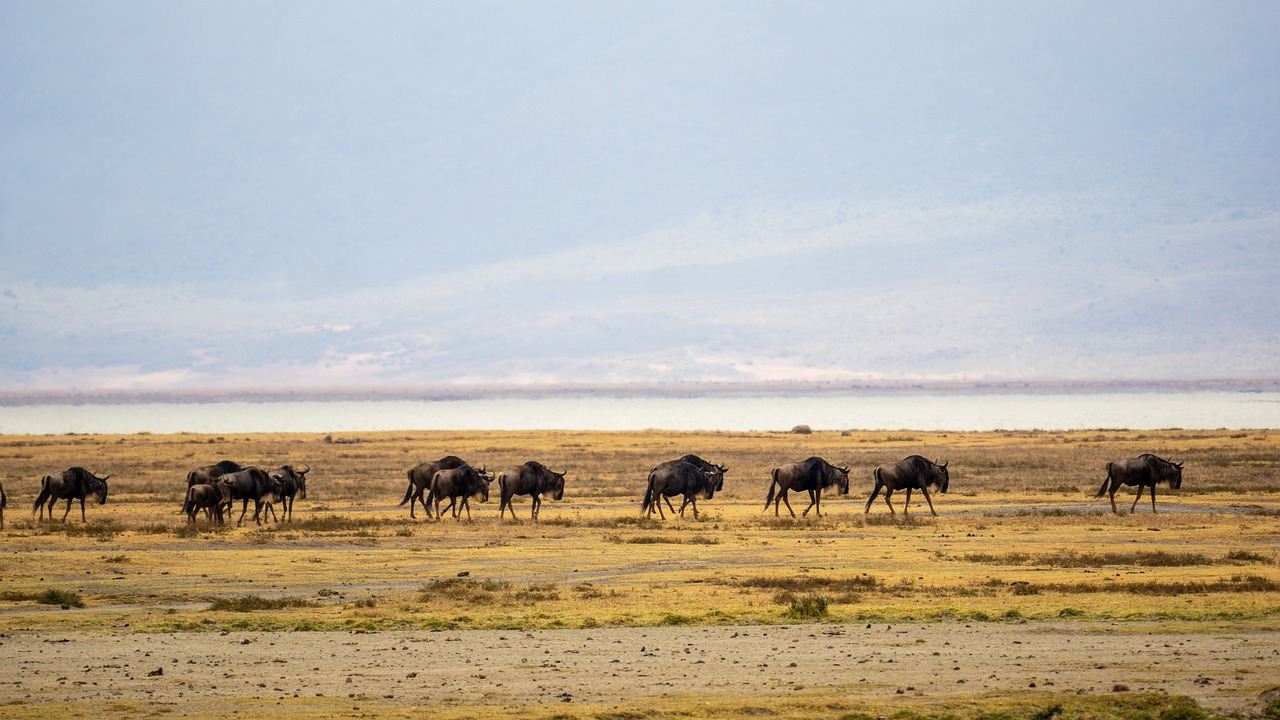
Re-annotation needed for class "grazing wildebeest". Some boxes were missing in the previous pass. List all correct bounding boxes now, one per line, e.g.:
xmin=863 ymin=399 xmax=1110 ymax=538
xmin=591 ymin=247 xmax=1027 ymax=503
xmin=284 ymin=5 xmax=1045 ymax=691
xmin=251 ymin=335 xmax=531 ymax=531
xmin=428 ymin=464 xmax=493 ymax=521
xmin=400 ymin=456 xmax=468 ymax=519
xmin=185 ymin=483 xmax=232 ymax=525
xmin=1 ymin=480 xmax=6 ymax=530
xmin=763 ymin=456 xmax=850 ymax=517
xmin=216 ymin=467 xmax=281 ymax=526
xmin=497 ymin=462 xmax=567 ymax=521
xmin=865 ymin=456 xmax=950 ymax=516
xmin=33 ymin=467 xmax=110 ymax=522
xmin=268 ymin=464 xmax=310 ymax=522
xmin=641 ymin=460 xmax=724 ymax=519
xmin=1095 ymin=454 xmax=1184 ymax=514
xmin=182 ymin=460 xmax=243 ymax=514
xmin=647 ymin=454 xmax=729 ymax=515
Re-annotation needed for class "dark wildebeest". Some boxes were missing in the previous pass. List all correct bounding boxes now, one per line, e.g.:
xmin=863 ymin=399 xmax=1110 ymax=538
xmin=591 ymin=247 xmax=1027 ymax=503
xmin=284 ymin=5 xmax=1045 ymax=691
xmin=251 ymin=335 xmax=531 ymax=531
xmin=182 ymin=460 xmax=243 ymax=514
xmin=33 ymin=467 xmax=110 ymax=523
xmin=647 ymin=454 xmax=728 ymax=516
xmin=641 ymin=460 xmax=724 ymax=519
xmin=497 ymin=461 xmax=567 ymax=521
xmin=865 ymin=456 xmax=950 ymax=516
xmin=268 ymin=464 xmax=310 ymax=522
xmin=185 ymin=482 xmax=232 ymax=525
xmin=400 ymin=456 xmax=468 ymax=519
xmin=1 ymin=480 xmax=6 ymax=530
xmin=428 ymin=464 xmax=493 ymax=521
xmin=216 ymin=467 xmax=281 ymax=526
xmin=1095 ymin=454 xmax=1184 ymax=514
xmin=763 ymin=456 xmax=850 ymax=517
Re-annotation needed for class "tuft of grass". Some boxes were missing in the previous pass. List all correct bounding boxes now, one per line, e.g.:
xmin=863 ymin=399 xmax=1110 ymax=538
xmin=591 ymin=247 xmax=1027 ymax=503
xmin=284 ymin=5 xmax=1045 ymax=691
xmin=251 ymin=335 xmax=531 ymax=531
xmin=207 ymin=595 xmax=317 ymax=612
xmin=0 ymin=589 xmax=86 ymax=607
xmin=784 ymin=594 xmax=829 ymax=620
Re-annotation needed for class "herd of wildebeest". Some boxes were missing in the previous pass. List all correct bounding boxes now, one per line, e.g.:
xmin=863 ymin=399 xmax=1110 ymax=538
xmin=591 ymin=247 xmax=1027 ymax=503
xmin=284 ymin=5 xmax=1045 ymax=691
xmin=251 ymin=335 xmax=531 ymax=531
xmin=0 ymin=451 xmax=1187 ymax=531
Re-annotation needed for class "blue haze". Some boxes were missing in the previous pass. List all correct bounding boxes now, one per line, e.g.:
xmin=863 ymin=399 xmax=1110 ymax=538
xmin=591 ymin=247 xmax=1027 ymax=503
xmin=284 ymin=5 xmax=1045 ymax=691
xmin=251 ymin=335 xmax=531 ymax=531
xmin=1 ymin=2 xmax=1278 ymax=391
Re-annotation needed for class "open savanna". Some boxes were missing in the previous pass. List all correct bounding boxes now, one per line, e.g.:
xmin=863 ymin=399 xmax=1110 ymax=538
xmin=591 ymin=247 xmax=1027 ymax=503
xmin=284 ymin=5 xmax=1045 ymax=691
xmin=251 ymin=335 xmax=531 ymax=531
xmin=2 ymin=428 xmax=1279 ymax=719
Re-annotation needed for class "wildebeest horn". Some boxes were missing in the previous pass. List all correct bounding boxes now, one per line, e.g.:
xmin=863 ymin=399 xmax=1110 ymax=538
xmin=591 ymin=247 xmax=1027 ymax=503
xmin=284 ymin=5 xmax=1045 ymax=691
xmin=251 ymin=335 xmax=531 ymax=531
xmin=296 ymin=463 xmax=310 ymax=474
xmin=559 ymin=467 xmax=568 ymax=477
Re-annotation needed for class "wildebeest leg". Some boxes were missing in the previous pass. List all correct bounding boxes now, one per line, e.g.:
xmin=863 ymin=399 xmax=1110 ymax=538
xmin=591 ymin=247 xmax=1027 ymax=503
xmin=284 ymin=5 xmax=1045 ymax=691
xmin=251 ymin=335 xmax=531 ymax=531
xmin=1130 ymin=484 xmax=1146 ymax=514
xmin=679 ymin=495 xmax=699 ymax=518
xmin=653 ymin=492 xmax=667 ymax=520
xmin=531 ymin=494 xmax=541 ymax=522
xmin=237 ymin=499 xmax=251 ymax=526
xmin=903 ymin=488 xmax=914 ymax=515
xmin=920 ymin=485 xmax=937 ymax=516
xmin=61 ymin=498 xmax=75 ymax=522
xmin=864 ymin=484 xmax=882 ymax=514
xmin=1150 ymin=483 xmax=1157 ymax=513
xmin=460 ymin=497 xmax=471 ymax=521
xmin=663 ymin=496 xmax=678 ymax=516
xmin=776 ymin=488 xmax=794 ymax=517
xmin=802 ymin=489 xmax=819 ymax=517
xmin=883 ymin=489 xmax=895 ymax=514
xmin=262 ymin=501 xmax=278 ymax=523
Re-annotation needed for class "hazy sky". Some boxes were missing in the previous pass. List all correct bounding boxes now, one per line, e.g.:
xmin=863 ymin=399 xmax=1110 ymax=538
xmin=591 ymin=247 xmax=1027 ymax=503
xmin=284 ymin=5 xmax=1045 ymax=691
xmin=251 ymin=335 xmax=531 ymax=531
xmin=2 ymin=1 xmax=1278 ymax=391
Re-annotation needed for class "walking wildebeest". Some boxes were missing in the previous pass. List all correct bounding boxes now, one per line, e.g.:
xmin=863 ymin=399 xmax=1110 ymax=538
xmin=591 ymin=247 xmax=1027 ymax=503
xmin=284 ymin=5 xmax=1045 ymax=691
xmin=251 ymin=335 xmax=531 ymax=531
xmin=185 ymin=482 xmax=233 ymax=525
xmin=33 ymin=467 xmax=110 ymax=523
xmin=1 ymin=480 xmax=6 ymax=530
xmin=428 ymin=464 xmax=493 ymax=521
xmin=763 ymin=456 xmax=850 ymax=517
xmin=497 ymin=461 xmax=567 ymax=521
xmin=400 ymin=456 xmax=469 ymax=519
xmin=647 ymin=454 xmax=729 ymax=516
xmin=268 ymin=464 xmax=310 ymax=522
xmin=641 ymin=460 xmax=724 ymax=519
xmin=1095 ymin=454 xmax=1184 ymax=514
xmin=865 ymin=456 xmax=950 ymax=516
xmin=216 ymin=467 xmax=281 ymax=526
xmin=182 ymin=460 xmax=243 ymax=514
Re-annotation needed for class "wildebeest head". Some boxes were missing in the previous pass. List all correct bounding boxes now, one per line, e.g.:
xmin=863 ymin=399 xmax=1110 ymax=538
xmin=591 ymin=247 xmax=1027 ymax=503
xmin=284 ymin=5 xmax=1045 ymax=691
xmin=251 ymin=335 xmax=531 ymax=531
xmin=271 ymin=464 xmax=310 ymax=499
xmin=474 ymin=466 xmax=494 ymax=502
xmin=88 ymin=473 xmax=110 ymax=504
xmin=934 ymin=460 xmax=950 ymax=493
xmin=833 ymin=464 xmax=851 ymax=495
xmin=704 ymin=467 xmax=725 ymax=497
xmin=1157 ymin=457 xmax=1183 ymax=490
xmin=549 ymin=468 xmax=567 ymax=501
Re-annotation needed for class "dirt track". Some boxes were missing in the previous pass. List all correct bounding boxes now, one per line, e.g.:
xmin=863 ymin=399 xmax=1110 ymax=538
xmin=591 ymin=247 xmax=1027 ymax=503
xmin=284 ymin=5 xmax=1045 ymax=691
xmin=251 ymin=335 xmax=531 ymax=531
xmin=4 ymin=621 xmax=1279 ymax=715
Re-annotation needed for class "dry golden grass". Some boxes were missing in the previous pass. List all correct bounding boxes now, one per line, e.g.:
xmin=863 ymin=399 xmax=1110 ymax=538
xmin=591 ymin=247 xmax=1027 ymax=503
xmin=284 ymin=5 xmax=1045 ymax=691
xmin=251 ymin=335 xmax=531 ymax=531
xmin=1 ymin=428 xmax=1277 ymax=633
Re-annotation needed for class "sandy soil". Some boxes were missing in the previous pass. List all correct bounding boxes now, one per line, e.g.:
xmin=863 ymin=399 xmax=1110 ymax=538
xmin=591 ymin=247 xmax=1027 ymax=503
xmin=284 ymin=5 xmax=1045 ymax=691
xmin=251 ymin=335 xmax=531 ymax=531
xmin=3 ymin=622 xmax=1278 ymax=716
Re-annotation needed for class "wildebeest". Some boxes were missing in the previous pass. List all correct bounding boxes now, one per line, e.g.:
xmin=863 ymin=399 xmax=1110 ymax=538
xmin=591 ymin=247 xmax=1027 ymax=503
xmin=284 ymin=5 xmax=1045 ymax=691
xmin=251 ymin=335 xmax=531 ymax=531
xmin=1095 ymin=454 xmax=1184 ymax=514
xmin=641 ymin=460 xmax=724 ymax=519
xmin=763 ymin=456 xmax=850 ymax=517
xmin=33 ymin=467 xmax=110 ymax=522
xmin=646 ymin=454 xmax=729 ymax=516
xmin=497 ymin=461 xmax=566 ymax=521
xmin=268 ymin=464 xmax=310 ymax=522
xmin=182 ymin=460 xmax=243 ymax=514
xmin=865 ymin=456 xmax=950 ymax=516
xmin=428 ymin=464 xmax=493 ymax=521
xmin=185 ymin=482 xmax=232 ymax=525
xmin=400 ymin=456 xmax=469 ymax=519
xmin=216 ymin=467 xmax=282 ymax=526
xmin=1 ymin=480 xmax=6 ymax=530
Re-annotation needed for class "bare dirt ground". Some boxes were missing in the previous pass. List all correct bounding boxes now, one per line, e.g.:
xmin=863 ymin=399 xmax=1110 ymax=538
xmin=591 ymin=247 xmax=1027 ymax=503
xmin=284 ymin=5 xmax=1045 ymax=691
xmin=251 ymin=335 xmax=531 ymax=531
xmin=4 ymin=621 xmax=1279 ymax=718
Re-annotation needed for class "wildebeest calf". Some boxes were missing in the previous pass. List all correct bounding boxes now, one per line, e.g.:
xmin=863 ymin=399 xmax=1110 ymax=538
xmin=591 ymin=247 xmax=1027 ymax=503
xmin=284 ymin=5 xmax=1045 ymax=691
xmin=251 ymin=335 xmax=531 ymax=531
xmin=186 ymin=483 xmax=232 ymax=525
xmin=428 ymin=465 xmax=493 ymax=521
xmin=400 ymin=456 xmax=468 ymax=519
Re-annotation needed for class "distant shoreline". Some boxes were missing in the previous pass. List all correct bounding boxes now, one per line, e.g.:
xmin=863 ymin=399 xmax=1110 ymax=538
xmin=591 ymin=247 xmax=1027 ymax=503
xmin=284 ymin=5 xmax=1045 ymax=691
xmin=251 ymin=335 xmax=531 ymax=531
xmin=2 ymin=377 xmax=1278 ymax=406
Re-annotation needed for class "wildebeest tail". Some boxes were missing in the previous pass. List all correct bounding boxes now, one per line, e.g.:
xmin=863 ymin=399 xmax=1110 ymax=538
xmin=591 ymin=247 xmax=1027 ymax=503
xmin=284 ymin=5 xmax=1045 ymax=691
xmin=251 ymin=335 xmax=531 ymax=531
xmin=398 ymin=470 xmax=415 ymax=506
xmin=763 ymin=469 xmax=779 ymax=511
xmin=1094 ymin=464 xmax=1113 ymax=498
xmin=32 ymin=475 xmax=50 ymax=514
xmin=640 ymin=473 xmax=656 ymax=514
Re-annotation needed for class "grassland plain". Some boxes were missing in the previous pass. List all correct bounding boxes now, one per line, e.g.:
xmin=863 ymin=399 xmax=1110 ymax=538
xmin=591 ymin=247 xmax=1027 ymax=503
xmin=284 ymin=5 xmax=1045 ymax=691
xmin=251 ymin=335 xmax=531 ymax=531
xmin=1 ymin=428 xmax=1278 ymax=719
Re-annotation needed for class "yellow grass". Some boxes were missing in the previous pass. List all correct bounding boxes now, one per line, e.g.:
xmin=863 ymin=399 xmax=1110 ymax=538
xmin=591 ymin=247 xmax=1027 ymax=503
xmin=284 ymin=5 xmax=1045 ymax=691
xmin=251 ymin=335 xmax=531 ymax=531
xmin=0 ymin=429 xmax=1277 ymax=632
